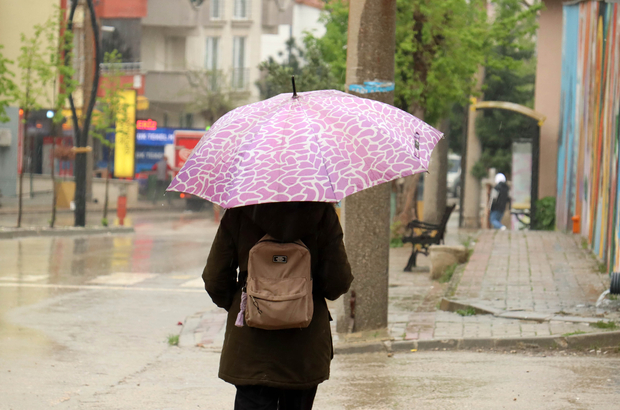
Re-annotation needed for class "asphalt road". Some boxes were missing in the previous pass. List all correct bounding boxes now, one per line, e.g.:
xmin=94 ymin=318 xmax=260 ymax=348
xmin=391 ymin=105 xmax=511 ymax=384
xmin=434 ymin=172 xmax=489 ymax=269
xmin=1 ymin=211 xmax=620 ymax=409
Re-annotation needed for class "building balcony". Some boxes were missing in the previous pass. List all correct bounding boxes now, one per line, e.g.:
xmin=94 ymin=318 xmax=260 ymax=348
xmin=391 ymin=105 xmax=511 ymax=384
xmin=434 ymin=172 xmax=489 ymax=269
xmin=145 ymin=68 xmax=252 ymax=105
xmin=142 ymin=0 xmax=209 ymax=27
xmin=100 ymin=62 xmax=143 ymax=74
xmin=144 ymin=71 xmax=193 ymax=104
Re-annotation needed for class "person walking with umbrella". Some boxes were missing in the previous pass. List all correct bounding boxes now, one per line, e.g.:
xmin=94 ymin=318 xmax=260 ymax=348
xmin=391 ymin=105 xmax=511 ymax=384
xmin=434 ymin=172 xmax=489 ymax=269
xmin=169 ymin=83 xmax=443 ymax=409
xmin=152 ymin=155 xmax=173 ymax=205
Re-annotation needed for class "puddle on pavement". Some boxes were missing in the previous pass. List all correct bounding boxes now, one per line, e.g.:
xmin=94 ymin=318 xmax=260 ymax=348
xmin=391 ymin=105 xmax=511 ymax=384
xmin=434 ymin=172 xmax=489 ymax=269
xmin=0 ymin=286 xmax=70 ymax=358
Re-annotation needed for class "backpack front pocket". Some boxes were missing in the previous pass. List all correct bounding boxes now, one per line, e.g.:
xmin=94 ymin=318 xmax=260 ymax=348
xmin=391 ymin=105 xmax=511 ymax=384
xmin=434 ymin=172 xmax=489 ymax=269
xmin=245 ymin=277 xmax=313 ymax=330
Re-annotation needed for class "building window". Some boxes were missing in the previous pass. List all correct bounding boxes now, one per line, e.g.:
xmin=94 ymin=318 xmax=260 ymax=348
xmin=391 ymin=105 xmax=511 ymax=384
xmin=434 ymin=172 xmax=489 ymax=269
xmin=165 ymin=37 xmax=186 ymax=70
xmin=180 ymin=113 xmax=194 ymax=129
xmin=210 ymin=0 xmax=221 ymax=20
xmin=205 ymin=37 xmax=220 ymax=71
xmin=233 ymin=0 xmax=250 ymax=20
xmin=232 ymin=36 xmax=247 ymax=89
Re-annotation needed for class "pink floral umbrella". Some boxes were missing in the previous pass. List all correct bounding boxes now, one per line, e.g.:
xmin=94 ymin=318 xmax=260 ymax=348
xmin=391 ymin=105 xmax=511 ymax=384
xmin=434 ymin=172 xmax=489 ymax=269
xmin=167 ymin=89 xmax=443 ymax=208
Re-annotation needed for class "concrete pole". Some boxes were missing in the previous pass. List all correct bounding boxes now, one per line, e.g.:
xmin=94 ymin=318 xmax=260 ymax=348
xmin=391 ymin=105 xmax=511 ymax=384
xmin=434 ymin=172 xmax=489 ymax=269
xmin=337 ymin=0 xmax=397 ymax=333
xmin=422 ymin=119 xmax=449 ymax=224
xmin=461 ymin=68 xmax=485 ymax=229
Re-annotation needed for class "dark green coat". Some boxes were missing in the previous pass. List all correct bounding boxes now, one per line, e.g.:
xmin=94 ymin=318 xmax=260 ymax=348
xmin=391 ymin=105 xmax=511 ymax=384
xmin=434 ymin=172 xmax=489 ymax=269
xmin=203 ymin=202 xmax=353 ymax=389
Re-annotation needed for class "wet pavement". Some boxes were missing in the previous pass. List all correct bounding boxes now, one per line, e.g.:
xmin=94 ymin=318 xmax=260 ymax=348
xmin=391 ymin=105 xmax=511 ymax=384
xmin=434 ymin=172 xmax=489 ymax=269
xmin=2 ymin=211 xmax=620 ymax=408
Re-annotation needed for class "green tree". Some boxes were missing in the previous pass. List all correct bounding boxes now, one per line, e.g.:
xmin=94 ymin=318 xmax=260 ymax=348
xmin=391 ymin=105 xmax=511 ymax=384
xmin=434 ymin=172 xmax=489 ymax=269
xmin=256 ymin=36 xmax=341 ymax=99
xmin=185 ymin=69 xmax=244 ymax=127
xmin=473 ymin=0 xmax=542 ymax=178
xmin=395 ymin=0 xmax=488 ymax=124
xmin=314 ymin=0 xmax=349 ymax=85
xmin=0 ymin=45 xmax=16 ymax=123
xmin=48 ymin=9 xmax=78 ymax=228
xmin=12 ymin=7 xmax=76 ymax=228
xmin=91 ymin=50 xmax=128 ymax=226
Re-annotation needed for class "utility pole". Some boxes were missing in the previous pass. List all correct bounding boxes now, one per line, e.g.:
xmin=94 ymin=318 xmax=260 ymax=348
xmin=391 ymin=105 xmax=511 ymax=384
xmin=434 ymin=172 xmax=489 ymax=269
xmin=338 ymin=0 xmax=397 ymax=333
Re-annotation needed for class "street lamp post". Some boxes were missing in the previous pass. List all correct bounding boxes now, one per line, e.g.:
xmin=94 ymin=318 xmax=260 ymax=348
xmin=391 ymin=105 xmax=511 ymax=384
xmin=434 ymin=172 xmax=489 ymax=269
xmin=67 ymin=0 xmax=102 ymax=227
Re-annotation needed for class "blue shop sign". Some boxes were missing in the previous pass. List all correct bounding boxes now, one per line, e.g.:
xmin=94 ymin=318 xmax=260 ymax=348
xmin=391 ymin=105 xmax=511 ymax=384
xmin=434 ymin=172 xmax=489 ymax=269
xmin=136 ymin=128 xmax=175 ymax=146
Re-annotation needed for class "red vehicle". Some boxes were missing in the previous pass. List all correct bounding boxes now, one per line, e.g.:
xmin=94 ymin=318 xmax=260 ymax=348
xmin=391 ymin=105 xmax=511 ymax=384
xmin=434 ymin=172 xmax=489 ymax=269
xmin=173 ymin=130 xmax=208 ymax=210
xmin=174 ymin=130 xmax=204 ymax=170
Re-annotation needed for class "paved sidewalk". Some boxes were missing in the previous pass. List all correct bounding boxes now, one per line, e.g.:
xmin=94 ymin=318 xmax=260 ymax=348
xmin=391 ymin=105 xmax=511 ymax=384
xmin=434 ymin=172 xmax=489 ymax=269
xmin=379 ymin=230 xmax=616 ymax=345
xmin=183 ymin=229 xmax=619 ymax=352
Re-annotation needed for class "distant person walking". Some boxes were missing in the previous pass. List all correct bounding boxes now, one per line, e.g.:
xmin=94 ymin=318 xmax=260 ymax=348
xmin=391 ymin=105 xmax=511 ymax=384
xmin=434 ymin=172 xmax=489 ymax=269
xmin=152 ymin=155 xmax=172 ymax=204
xmin=203 ymin=202 xmax=353 ymax=410
xmin=490 ymin=173 xmax=510 ymax=230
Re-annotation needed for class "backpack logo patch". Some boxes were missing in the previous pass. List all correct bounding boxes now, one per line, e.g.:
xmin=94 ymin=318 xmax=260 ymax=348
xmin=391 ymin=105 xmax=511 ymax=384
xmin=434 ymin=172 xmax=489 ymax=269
xmin=272 ymin=255 xmax=288 ymax=263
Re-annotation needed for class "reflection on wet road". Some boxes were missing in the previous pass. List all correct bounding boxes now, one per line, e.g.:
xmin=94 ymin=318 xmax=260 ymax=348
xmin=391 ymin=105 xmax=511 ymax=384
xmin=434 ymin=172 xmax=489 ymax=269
xmin=0 ymin=212 xmax=218 ymax=364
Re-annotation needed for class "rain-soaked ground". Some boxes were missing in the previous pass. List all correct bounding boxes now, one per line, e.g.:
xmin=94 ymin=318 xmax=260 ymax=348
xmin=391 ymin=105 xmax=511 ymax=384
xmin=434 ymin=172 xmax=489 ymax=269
xmin=1 ymin=210 xmax=620 ymax=409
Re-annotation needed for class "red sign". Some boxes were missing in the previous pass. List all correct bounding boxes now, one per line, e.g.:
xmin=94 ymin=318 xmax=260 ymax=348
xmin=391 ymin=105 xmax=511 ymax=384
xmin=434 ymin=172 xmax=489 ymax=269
xmin=136 ymin=119 xmax=157 ymax=130
xmin=174 ymin=130 xmax=204 ymax=169
xmin=17 ymin=109 xmax=23 ymax=175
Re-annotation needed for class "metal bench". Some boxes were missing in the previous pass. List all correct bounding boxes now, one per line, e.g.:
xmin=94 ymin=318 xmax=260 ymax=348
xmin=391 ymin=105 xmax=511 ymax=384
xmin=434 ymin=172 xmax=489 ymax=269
xmin=402 ymin=204 xmax=456 ymax=272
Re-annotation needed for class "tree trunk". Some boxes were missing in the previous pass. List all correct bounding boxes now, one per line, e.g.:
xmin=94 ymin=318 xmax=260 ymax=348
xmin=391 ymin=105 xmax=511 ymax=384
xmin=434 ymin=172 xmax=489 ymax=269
xmin=394 ymin=174 xmax=420 ymax=227
xmin=338 ymin=0 xmax=397 ymax=333
xmin=394 ymin=106 xmax=425 ymax=229
xmin=17 ymin=112 xmax=27 ymax=228
xmin=50 ymin=134 xmax=57 ymax=228
xmin=422 ymin=118 xmax=450 ymax=224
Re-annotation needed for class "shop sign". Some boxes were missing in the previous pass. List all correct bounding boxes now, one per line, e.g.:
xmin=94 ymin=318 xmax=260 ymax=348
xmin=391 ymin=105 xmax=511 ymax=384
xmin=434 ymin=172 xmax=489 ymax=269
xmin=114 ymin=90 xmax=136 ymax=178
xmin=136 ymin=119 xmax=157 ymax=130
xmin=136 ymin=128 xmax=175 ymax=146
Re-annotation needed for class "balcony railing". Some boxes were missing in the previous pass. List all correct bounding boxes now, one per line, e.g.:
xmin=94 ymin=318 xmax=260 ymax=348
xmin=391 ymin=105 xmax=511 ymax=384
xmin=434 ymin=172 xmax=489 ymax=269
xmin=100 ymin=62 xmax=142 ymax=74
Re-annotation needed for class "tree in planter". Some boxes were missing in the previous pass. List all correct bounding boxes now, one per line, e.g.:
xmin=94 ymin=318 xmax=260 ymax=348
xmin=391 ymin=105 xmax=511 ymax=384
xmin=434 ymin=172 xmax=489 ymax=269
xmin=91 ymin=50 xmax=128 ymax=227
xmin=0 ymin=45 xmax=16 ymax=124
xmin=12 ymin=8 xmax=76 ymax=228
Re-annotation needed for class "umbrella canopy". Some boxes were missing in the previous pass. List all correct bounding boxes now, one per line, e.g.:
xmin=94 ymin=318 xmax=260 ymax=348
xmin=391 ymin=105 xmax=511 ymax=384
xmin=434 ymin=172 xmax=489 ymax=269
xmin=167 ymin=90 xmax=443 ymax=208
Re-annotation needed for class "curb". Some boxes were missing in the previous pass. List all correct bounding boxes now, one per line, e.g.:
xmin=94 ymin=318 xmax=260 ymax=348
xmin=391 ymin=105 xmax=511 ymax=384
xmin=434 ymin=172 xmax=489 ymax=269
xmin=333 ymin=330 xmax=620 ymax=355
xmin=0 ymin=205 xmax=185 ymax=215
xmin=439 ymin=297 xmax=611 ymax=324
xmin=0 ymin=226 xmax=134 ymax=239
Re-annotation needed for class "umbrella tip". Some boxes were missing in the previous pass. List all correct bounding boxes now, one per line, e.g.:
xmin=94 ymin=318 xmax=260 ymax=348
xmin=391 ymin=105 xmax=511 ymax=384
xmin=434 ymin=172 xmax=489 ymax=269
xmin=291 ymin=76 xmax=298 ymax=98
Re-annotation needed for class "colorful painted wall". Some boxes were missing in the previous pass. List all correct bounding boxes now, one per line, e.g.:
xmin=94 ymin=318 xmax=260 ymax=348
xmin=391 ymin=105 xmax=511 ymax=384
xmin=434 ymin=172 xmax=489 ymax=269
xmin=557 ymin=1 xmax=620 ymax=270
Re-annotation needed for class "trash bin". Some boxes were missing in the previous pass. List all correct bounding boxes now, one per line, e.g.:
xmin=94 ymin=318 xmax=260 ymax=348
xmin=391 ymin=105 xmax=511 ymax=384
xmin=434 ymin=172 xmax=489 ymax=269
xmin=55 ymin=181 xmax=75 ymax=209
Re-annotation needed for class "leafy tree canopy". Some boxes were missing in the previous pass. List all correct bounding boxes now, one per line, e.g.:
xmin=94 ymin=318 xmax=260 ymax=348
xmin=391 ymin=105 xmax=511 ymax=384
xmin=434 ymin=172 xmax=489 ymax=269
xmin=92 ymin=50 xmax=128 ymax=148
xmin=0 ymin=45 xmax=16 ymax=123
xmin=257 ymin=0 xmax=542 ymax=174
xmin=185 ymin=69 xmax=247 ymax=126
xmin=12 ymin=6 xmax=76 ymax=125
xmin=256 ymin=36 xmax=341 ymax=99
xmin=473 ymin=0 xmax=542 ymax=178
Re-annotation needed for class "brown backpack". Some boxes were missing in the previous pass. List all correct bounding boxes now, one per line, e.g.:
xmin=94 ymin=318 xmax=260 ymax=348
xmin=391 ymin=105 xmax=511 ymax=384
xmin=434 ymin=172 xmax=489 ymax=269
xmin=240 ymin=234 xmax=314 ymax=330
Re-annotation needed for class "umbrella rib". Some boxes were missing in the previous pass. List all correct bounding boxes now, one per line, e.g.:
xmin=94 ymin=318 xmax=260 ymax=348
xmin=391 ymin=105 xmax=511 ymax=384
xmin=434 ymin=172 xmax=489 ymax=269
xmin=222 ymin=97 xmax=291 ymax=205
xmin=297 ymin=100 xmax=339 ymax=201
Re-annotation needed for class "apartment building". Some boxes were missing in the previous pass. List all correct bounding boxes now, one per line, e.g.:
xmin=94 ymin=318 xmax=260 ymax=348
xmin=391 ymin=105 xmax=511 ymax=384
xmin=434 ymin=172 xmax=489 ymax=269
xmin=261 ymin=0 xmax=325 ymax=64
xmin=140 ymin=0 xmax=263 ymax=129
